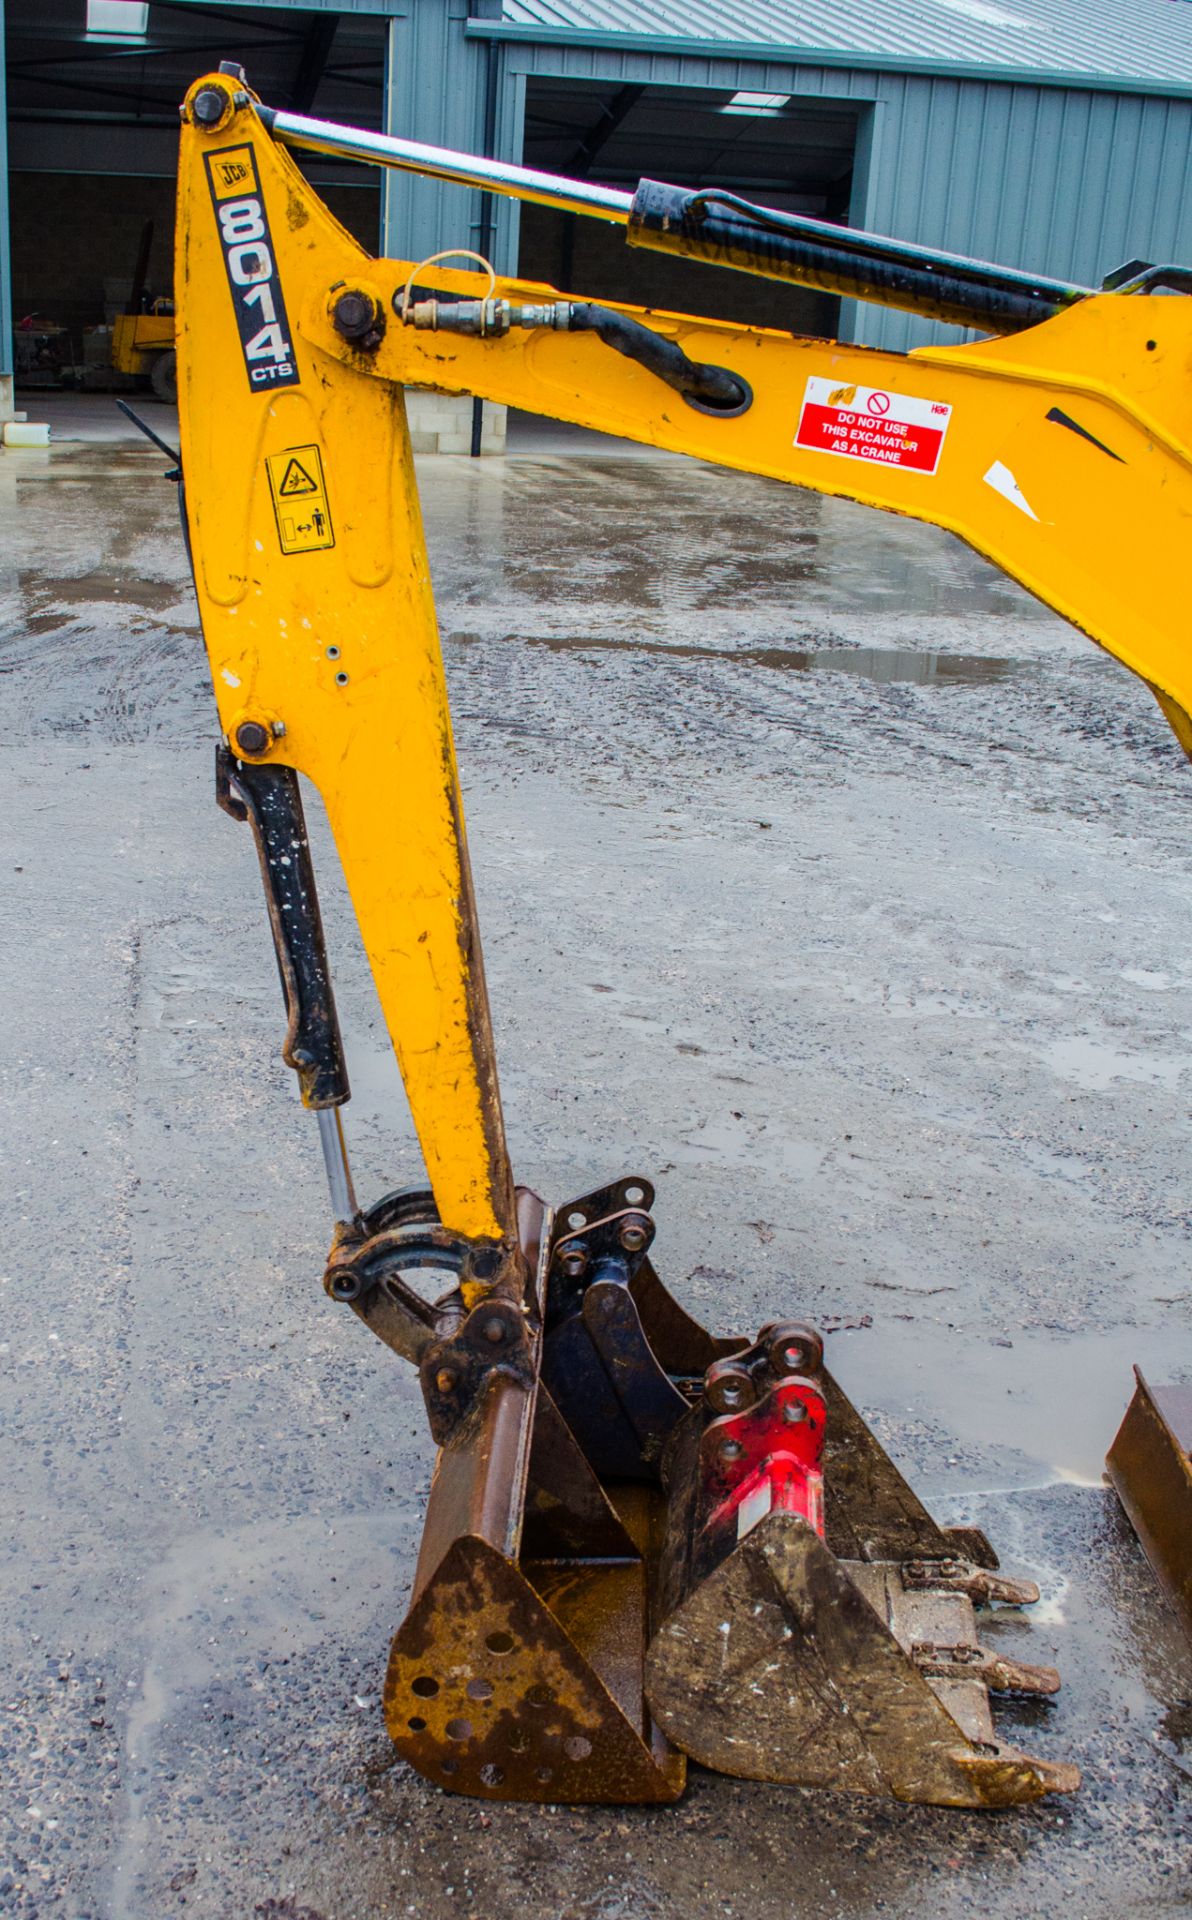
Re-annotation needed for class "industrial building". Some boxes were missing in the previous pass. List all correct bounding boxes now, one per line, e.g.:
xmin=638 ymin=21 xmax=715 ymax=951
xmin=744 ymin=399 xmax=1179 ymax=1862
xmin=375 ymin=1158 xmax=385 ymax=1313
xmin=3 ymin=0 xmax=1192 ymax=441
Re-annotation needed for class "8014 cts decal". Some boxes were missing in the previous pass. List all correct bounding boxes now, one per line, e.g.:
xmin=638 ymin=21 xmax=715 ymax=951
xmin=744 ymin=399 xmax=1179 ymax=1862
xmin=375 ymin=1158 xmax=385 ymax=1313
xmin=205 ymin=146 xmax=299 ymax=391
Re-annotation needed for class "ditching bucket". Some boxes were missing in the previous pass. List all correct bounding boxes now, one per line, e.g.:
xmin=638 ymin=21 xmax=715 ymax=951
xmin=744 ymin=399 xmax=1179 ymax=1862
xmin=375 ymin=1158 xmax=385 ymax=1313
xmin=351 ymin=1177 xmax=1078 ymax=1806
xmin=1107 ymin=1368 xmax=1192 ymax=1642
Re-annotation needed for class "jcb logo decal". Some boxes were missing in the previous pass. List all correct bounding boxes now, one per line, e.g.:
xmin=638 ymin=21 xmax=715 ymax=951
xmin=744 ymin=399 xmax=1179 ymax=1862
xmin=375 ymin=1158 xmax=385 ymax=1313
xmin=204 ymin=146 xmax=299 ymax=393
xmin=210 ymin=152 xmax=252 ymax=195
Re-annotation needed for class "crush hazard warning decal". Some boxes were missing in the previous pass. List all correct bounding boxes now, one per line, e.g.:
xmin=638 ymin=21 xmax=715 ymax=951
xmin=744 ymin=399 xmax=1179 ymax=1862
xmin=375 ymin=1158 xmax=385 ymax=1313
xmin=205 ymin=145 xmax=299 ymax=392
xmin=265 ymin=446 xmax=335 ymax=554
xmin=795 ymin=379 xmax=951 ymax=475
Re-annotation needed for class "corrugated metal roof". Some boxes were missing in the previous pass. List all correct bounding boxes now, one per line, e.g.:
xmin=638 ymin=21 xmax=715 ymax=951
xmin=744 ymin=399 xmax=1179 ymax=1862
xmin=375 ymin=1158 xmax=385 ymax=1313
xmin=495 ymin=0 xmax=1192 ymax=90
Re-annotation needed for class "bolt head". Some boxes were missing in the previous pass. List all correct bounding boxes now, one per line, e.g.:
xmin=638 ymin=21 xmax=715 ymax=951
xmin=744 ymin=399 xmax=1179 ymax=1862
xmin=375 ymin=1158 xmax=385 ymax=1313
xmin=782 ymin=1399 xmax=809 ymax=1423
xmin=435 ymin=1368 xmax=458 ymax=1395
xmin=192 ymin=86 xmax=228 ymax=128
xmin=332 ymin=289 xmax=383 ymax=347
xmin=235 ymin=720 xmax=270 ymax=756
xmin=559 ymin=1250 xmax=587 ymax=1280
xmin=619 ymin=1221 xmax=648 ymax=1253
xmin=482 ymin=1315 xmax=506 ymax=1346
xmin=720 ymin=1438 xmax=744 ymax=1461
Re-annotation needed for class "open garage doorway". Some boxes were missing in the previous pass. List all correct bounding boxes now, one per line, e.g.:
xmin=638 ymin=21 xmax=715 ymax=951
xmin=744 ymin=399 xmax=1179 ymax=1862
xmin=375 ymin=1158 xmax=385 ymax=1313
xmin=5 ymin=0 xmax=384 ymax=398
xmin=519 ymin=79 xmax=865 ymax=338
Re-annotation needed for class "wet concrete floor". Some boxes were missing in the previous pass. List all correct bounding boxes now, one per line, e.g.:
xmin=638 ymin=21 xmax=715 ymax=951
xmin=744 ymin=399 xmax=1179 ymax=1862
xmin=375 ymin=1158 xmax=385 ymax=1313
xmin=1 ymin=420 xmax=1190 ymax=1918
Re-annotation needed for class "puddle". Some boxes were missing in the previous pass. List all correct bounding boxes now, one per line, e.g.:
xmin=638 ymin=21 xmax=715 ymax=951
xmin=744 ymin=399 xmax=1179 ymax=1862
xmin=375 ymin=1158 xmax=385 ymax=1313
xmin=451 ymin=631 xmax=1034 ymax=687
xmin=1042 ymin=1033 xmax=1192 ymax=1090
xmin=106 ymin=1505 xmax=421 ymax=1920
xmin=833 ymin=1321 xmax=1189 ymax=1486
xmin=19 ymin=567 xmax=186 ymax=620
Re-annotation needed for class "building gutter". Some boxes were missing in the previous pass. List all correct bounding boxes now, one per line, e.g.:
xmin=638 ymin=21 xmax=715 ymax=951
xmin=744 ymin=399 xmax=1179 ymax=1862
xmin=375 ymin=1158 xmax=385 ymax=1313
xmin=463 ymin=19 xmax=1192 ymax=102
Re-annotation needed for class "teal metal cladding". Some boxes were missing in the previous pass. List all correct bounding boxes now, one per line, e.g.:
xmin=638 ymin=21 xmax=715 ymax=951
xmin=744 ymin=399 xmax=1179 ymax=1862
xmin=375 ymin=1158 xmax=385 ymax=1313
xmin=454 ymin=29 xmax=1192 ymax=350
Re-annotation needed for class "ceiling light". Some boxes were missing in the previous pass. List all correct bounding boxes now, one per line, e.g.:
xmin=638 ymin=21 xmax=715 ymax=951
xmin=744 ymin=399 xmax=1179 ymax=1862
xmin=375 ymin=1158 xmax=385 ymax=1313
xmin=721 ymin=90 xmax=791 ymax=116
xmin=86 ymin=0 xmax=149 ymax=40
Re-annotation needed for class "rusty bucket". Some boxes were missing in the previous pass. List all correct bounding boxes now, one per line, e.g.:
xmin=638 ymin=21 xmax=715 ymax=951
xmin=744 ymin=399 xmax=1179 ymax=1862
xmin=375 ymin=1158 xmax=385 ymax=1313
xmin=1107 ymin=1368 xmax=1192 ymax=1642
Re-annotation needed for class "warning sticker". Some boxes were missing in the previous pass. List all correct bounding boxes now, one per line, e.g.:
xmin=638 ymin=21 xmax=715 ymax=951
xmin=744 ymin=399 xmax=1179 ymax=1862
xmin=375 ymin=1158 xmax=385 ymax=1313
xmin=265 ymin=445 xmax=335 ymax=554
xmin=794 ymin=378 xmax=951 ymax=475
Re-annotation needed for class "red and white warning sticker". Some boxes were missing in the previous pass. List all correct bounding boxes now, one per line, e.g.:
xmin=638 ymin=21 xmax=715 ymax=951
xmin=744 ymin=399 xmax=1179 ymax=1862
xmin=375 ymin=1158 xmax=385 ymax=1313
xmin=794 ymin=378 xmax=951 ymax=475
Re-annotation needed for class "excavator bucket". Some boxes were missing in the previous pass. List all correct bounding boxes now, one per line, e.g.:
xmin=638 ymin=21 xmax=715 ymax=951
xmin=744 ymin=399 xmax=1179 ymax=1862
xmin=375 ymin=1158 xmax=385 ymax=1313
xmin=1107 ymin=1369 xmax=1192 ymax=1642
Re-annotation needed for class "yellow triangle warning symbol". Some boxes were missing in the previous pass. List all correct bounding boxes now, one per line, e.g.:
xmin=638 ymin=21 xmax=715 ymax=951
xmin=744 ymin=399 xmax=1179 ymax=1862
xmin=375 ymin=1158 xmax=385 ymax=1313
xmin=278 ymin=457 xmax=318 ymax=497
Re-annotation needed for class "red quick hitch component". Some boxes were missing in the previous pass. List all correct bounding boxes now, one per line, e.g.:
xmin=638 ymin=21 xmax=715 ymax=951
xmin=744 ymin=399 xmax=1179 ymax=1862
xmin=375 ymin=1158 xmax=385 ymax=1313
xmin=689 ymin=1324 xmax=827 ymax=1570
xmin=700 ymin=1376 xmax=827 ymax=1546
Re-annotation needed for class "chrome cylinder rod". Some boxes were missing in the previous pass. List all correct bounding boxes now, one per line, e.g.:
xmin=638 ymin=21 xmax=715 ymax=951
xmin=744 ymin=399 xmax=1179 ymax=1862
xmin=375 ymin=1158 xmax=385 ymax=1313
xmin=317 ymin=1106 xmax=358 ymax=1225
xmin=256 ymin=104 xmax=633 ymax=224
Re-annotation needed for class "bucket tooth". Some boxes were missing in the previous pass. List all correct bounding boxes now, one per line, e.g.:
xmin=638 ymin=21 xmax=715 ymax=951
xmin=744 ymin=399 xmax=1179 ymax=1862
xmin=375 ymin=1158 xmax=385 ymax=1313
xmin=901 ymin=1557 xmax=1041 ymax=1606
xmin=909 ymin=1642 xmax=1061 ymax=1696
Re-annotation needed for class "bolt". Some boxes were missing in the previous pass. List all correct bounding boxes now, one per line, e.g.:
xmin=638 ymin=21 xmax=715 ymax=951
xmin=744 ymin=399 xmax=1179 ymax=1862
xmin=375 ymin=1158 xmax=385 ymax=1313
xmin=482 ymin=1316 xmax=506 ymax=1346
xmin=191 ymin=87 xmax=228 ymax=128
xmin=782 ymin=1400 xmax=808 ymax=1424
xmin=720 ymin=1438 xmax=744 ymax=1461
xmin=332 ymin=289 xmax=385 ymax=351
xmin=619 ymin=1221 xmax=648 ymax=1253
xmin=435 ymin=1368 xmax=458 ymax=1395
xmin=235 ymin=720 xmax=270 ymax=756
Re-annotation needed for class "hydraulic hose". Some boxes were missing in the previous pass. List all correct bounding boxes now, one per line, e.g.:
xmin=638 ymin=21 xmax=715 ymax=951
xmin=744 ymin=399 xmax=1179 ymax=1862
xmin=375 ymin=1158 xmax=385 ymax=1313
xmin=566 ymin=303 xmax=750 ymax=412
xmin=627 ymin=182 xmax=1092 ymax=335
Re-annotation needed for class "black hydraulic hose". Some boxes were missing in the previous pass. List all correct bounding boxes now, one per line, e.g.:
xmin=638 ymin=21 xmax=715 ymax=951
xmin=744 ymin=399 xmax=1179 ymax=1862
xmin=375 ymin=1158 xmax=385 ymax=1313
xmin=627 ymin=181 xmax=1092 ymax=335
xmin=567 ymin=303 xmax=750 ymax=413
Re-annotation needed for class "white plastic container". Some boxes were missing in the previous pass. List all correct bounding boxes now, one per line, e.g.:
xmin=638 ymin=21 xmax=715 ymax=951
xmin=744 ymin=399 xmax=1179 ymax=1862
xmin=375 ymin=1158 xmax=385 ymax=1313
xmin=2 ymin=421 xmax=50 ymax=447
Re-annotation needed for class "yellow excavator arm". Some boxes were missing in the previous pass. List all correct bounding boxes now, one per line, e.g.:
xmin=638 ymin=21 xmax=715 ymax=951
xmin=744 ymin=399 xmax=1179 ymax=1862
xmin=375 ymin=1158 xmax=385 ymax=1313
xmin=165 ymin=66 xmax=1190 ymax=1807
xmin=177 ymin=72 xmax=1192 ymax=1254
